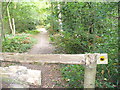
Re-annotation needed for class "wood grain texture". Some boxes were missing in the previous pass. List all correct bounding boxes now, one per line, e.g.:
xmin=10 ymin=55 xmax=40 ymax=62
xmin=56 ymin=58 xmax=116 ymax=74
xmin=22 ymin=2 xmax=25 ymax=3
xmin=1 ymin=53 xmax=85 ymax=64
xmin=0 ymin=53 xmax=108 ymax=65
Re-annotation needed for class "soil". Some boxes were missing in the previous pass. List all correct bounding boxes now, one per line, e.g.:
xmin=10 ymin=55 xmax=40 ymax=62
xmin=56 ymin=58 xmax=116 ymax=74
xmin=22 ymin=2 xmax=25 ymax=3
xmin=27 ymin=28 xmax=67 ymax=88
xmin=21 ymin=63 xmax=67 ymax=88
xmin=1 ymin=28 xmax=67 ymax=88
xmin=27 ymin=28 xmax=55 ymax=54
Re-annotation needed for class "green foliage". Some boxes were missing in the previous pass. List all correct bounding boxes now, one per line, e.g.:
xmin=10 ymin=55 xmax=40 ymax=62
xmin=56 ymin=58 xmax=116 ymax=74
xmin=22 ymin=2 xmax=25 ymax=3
xmin=25 ymin=30 xmax=40 ymax=35
xmin=2 ymin=2 xmax=49 ymax=33
xmin=60 ymin=64 xmax=84 ymax=88
xmin=2 ymin=34 xmax=36 ymax=53
xmin=47 ymin=2 xmax=119 ymax=88
xmin=52 ymin=30 xmax=94 ymax=54
xmin=45 ymin=2 xmax=61 ymax=35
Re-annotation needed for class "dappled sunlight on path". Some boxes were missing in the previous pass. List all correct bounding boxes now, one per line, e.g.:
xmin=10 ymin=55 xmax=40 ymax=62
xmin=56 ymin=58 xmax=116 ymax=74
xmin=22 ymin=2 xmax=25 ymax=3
xmin=37 ymin=28 xmax=47 ymax=33
xmin=28 ymin=28 xmax=55 ymax=54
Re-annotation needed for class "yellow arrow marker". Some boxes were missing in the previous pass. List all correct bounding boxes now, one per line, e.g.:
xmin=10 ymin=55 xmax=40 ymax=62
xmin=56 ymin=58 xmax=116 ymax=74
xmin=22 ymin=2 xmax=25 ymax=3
xmin=100 ymin=56 xmax=106 ymax=61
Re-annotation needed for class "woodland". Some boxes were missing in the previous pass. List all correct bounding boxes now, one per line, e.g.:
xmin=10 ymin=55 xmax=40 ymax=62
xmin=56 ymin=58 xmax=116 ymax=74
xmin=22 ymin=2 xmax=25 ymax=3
xmin=0 ymin=1 xmax=119 ymax=88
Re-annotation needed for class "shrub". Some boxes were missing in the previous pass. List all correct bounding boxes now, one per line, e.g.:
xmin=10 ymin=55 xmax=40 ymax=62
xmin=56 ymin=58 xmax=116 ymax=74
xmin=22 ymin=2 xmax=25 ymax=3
xmin=2 ymin=34 xmax=36 ymax=53
xmin=25 ymin=30 xmax=40 ymax=35
xmin=48 ymin=2 xmax=119 ymax=88
xmin=60 ymin=64 xmax=84 ymax=88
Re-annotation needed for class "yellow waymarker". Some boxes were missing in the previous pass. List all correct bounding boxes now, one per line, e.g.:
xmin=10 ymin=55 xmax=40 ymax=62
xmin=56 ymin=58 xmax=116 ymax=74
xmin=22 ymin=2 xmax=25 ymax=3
xmin=97 ymin=54 xmax=108 ymax=64
xmin=100 ymin=56 xmax=106 ymax=61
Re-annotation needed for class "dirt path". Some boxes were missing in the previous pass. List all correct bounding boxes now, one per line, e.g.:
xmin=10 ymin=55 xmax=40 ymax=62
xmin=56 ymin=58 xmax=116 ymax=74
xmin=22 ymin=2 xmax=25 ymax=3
xmin=25 ymin=28 xmax=67 ymax=88
xmin=28 ymin=28 xmax=55 ymax=54
xmin=1 ymin=28 xmax=67 ymax=88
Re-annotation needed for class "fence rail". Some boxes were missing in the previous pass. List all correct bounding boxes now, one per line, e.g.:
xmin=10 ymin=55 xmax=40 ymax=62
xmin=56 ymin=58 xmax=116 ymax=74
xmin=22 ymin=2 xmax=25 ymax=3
xmin=0 ymin=53 xmax=108 ymax=88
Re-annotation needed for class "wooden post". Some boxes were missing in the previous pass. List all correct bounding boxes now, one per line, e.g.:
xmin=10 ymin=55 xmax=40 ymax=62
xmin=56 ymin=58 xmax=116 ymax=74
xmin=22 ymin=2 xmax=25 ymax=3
xmin=84 ymin=54 xmax=97 ymax=89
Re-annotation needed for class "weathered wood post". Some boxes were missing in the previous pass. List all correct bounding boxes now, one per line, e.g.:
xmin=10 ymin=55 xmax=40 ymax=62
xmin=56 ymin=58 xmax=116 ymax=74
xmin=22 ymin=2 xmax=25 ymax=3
xmin=84 ymin=53 xmax=108 ymax=89
xmin=84 ymin=54 xmax=97 ymax=89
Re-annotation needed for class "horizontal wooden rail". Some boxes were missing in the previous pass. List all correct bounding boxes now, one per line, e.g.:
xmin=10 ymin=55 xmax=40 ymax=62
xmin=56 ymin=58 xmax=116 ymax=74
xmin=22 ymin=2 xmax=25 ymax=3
xmin=1 ymin=53 xmax=85 ymax=64
xmin=0 ymin=53 xmax=108 ymax=65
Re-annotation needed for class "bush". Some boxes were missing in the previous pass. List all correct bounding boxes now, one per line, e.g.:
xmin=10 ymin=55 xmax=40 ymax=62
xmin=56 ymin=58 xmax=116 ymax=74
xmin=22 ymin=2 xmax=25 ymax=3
xmin=25 ymin=30 xmax=40 ymax=35
xmin=52 ymin=30 xmax=94 ymax=54
xmin=2 ymin=33 xmax=36 ymax=53
xmin=48 ymin=2 xmax=119 ymax=88
xmin=60 ymin=64 xmax=84 ymax=88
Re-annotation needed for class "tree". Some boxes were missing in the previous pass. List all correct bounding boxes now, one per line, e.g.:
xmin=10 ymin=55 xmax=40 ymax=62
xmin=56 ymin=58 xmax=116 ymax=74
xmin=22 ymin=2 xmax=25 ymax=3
xmin=46 ymin=2 xmax=119 ymax=88
xmin=2 ymin=2 xmax=48 ymax=34
xmin=0 ymin=2 xmax=2 ymax=52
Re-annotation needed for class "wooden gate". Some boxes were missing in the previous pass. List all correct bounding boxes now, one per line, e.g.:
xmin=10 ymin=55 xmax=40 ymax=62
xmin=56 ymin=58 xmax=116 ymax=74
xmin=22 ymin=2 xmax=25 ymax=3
xmin=0 ymin=53 xmax=108 ymax=88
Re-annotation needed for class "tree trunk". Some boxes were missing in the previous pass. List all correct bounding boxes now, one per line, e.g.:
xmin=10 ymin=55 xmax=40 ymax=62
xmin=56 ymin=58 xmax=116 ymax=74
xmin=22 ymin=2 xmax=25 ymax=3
xmin=51 ymin=2 xmax=54 ymax=30
xmin=58 ymin=3 xmax=63 ymax=31
xmin=12 ymin=18 xmax=16 ymax=36
xmin=0 ymin=2 xmax=3 ymax=53
xmin=7 ymin=3 xmax=13 ymax=34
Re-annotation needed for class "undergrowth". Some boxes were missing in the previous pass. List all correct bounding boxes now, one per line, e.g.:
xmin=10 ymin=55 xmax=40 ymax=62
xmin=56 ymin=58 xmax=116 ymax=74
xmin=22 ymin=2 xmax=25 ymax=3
xmin=2 ymin=33 xmax=36 ymax=53
xmin=60 ymin=64 xmax=84 ymax=88
xmin=47 ymin=2 xmax=119 ymax=88
xmin=24 ymin=30 xmax=40 ymax=35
